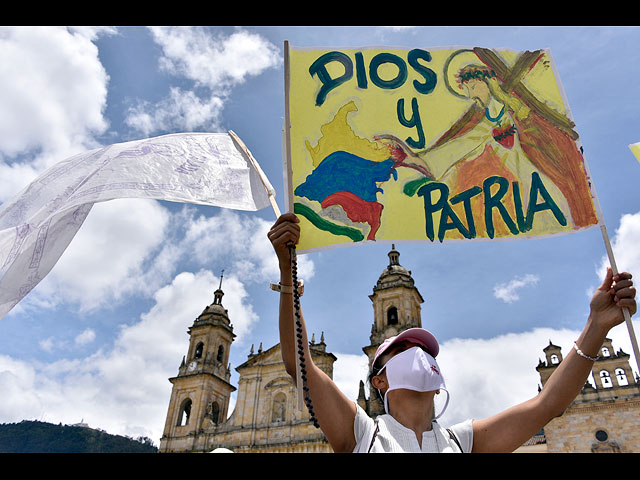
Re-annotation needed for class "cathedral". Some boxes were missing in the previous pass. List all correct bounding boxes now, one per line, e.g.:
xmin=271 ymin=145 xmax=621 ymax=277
xmin=158 ymin=246 xmax=640 ymax=453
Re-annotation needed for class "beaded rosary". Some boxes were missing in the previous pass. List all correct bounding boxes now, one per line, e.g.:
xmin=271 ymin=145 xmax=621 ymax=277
xmin=289 ymin=243 xmax=320 ymax=428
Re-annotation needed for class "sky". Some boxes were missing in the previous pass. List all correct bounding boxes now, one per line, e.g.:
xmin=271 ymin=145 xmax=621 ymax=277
xmin=0 ymin=26 xmax=640 ymax=447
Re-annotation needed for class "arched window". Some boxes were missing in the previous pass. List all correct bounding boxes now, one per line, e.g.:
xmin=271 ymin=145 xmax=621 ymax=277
xmin=600 ymin=370 xmax=613 ymax=388
xmin=207 ymin=401 xmax=220 ymax=424
xmin=550 ymin=354 xmax=559 ymax=365
xmin=387 ymin=306 xmax=398 ymax=325
xmin=601 ymin=347 xmax=610 ymax=357
xmin=272 ymin=393 xmax=287 ymax=423
xmin=194 ymin=342 xmax=204 ymax=359
xmin=178 ymin=398 xmax=192 ymax=426
xmin=217 ymin=345 xmax=224 ymax=363
xmin=615 ymin=368 xmax=629 ymax=386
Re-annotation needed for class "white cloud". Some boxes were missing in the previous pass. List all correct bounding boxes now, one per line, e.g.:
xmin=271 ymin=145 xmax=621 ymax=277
xmin=39 ymin=338 xmax=55 ymax=353
xmin=35 ymin=329 xmax=96 ymax=356
xmin=596 ymin=211 xmax=640 ymax=279
xmin=587 ymin=210 xmax=640 ymax=301
xmin=0 ymin=26 xmax=114 ymax=206
xmin=74 ymin=329 xmax=96 ymax=346
xmin=23 ymin=198 xmax=171 ymax=313
xmin=333 ymin=352 xmax=371 ymax=402
xmin=125 ymin=27 xmax=280 ymax=135
xmin=0 ymin=27 xmax=111 ymax=164
xmin=0 ymin=355 xmax=42 ymax=421
xmin=125 ymin=87 xmax=225 ymax=137
xmin=493 ymin=274 xmax=540 ymax=303
xmin=182 ymin=208 xmax=315 ymax=284
xmin=436 ymin=328 xmax=575 ymax=426
xmin=149 ymin=27 xmax=281 ymax=89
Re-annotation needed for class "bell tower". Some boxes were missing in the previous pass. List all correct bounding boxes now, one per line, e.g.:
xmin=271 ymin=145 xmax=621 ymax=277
xmin=367 ymin=245 xmax=424 ymax=345
xmin=359 ymin=245 xmax=424 ymax=416
xmin=159 ymin=273 xmax=236 ymax=453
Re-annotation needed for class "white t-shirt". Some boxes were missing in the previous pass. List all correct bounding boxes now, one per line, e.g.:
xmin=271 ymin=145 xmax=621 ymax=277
xmin=352 ymin=403 xmax=474 ymax=453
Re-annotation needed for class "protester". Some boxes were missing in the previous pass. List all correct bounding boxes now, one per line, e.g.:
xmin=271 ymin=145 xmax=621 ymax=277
xmin=268 ymin=212 xmax=637 ymax=453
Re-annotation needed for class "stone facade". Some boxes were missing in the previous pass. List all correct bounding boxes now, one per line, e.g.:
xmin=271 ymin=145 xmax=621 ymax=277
xmin=197 ymin=341 xmax=335 ymax=453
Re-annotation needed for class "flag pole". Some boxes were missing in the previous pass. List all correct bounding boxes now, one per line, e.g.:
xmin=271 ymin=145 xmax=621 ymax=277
xmin=283 ymin=41 xmax=295 ymax=216
xmin=600 ymin=224 xmax=640 ymax=374
xmin=283 ymin=40 xmax=306 ymax=412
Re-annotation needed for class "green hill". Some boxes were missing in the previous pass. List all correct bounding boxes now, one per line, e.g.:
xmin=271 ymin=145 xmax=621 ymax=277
xmin=0 ymin=420 xmax=158 ymax=453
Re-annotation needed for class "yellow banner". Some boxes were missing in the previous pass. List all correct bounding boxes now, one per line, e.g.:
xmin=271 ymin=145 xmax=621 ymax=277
xmin=285 ymin=45 xmax=601 ymax=252
xmin=631 ymin=142 xmax=640 ymax=162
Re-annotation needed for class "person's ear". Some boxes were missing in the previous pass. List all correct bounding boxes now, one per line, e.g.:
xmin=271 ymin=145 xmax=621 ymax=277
xmin=371 ymin=373 xmax=387 ymax=390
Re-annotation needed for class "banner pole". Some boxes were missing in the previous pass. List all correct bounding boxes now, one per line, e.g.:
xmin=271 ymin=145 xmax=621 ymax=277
xmin=600 ymin=224 xmax=640 ymax=374
xmin=283 ymin=40 xmax=305 ymax=411
xmin=283 ymin=41 xmax=295 ymax=216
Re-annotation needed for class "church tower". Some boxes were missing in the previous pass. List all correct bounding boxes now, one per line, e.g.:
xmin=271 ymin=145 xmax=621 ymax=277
xmin=359 ymin=245 xmax=424 ymax=416
xmin=159 ymin=273 xmax=237 ymax=453
xmin=536 ymin=340 xmax=564 ymax=387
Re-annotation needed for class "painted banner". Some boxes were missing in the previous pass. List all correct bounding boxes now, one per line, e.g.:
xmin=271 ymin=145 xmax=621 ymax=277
xmin=630 ymin=142 xmax=640 ymax=162
xmin=285 ymin=45 xmax=602 ymax=252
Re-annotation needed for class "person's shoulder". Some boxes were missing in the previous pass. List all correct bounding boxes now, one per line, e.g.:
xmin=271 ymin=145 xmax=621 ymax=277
xmin=352 ymin=402 xmax=377 ymax=453
xmin=447 ymin=419 xmax=474 ymax=453
xmin=354 ymin=402 xmax=374 ymax=424
xmin=447 ymin=418 xmax=474 ymax=435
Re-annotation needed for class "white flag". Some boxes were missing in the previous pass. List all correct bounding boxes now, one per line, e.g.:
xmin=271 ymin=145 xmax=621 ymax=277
xmin=0 ymin=132 xmax=276 ymax=319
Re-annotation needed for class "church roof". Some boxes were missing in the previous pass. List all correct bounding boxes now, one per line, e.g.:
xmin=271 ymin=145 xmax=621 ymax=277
xmin=236 ymin=339 xmax=337 ymax=371
xmin=373 ymin=245 xmax=423 ymax=301
xmin=191 ymin=273 xmax=234 ymax=334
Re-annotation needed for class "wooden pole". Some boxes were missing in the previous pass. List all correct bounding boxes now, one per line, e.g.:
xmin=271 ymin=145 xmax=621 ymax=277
xmin=283 ymin=40 xmax=305 ymax=411
xmin=283 ymin=41 xmax=295 ymax=215
xmin=600 ymin=224 xmax=640 ymax=374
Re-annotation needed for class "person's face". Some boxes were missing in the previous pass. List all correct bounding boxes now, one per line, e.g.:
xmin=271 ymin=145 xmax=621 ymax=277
xmin=466 ymin=78 xmax=491 ymax=107
xmin=376 ymin=340 xmax=426 ymax=369
xmin=372 ymin=341 xmax=429 ymax=391
xmin=371 ymin=341 xmax=441 ymax=411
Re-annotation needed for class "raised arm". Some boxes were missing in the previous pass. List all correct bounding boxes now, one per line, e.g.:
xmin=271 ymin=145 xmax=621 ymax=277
xmin=267 ymin=213 xmax=357 ymax=453
xmin=471 ymin=268 xmax=637 ymax=452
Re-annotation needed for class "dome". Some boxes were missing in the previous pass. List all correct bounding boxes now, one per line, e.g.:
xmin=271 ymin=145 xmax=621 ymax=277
xmin=375 ymin=245 xmax=415 ymax=290
xmin=194 ymin=275 xmax=231 ymax=325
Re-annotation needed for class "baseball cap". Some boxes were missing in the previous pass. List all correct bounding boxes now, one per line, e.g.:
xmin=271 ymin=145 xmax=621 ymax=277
xmin=372 ymin=328 xmax=439 ymax=369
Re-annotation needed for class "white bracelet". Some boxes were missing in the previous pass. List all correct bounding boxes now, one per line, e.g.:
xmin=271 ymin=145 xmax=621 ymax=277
xmin=573 ymin=342 xmax=600 ymax=361
xmin=270 ymin=282 xmax=293 ymax=294
xmin=270 ymin=280 xmax=304 ymax=296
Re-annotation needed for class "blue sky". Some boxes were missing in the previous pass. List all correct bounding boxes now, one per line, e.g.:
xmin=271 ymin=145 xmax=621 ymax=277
xmin=0 ymin=26 xmax=639 ymax=446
